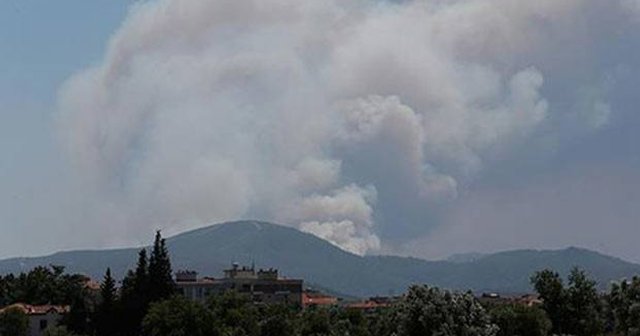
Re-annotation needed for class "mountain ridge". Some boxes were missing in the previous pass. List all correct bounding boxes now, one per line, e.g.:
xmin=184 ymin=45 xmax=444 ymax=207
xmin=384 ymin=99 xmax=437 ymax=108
xmin=1 ymin=220 xmax=638 ymax=297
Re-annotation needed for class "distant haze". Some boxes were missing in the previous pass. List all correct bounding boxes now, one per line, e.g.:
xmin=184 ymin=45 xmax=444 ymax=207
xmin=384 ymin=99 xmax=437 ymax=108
xmin=1 ymin=0 xmax=640 ymax=260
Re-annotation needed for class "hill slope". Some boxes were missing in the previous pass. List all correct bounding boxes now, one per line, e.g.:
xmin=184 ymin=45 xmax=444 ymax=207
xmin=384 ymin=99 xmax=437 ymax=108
xmin=1 ymin=221 xmax=639 ymax=297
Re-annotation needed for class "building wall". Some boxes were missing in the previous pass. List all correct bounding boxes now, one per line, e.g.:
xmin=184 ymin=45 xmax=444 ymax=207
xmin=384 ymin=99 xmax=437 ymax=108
xmin=28 ymin=312 xmax=62 ymax=336
xmin=177 ymin=278 xmax=303 ymax=306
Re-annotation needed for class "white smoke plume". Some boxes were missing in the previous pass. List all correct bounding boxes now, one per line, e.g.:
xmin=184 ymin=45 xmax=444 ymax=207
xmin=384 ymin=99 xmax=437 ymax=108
xmin=57 ymin=0 xmax=636 ymax=254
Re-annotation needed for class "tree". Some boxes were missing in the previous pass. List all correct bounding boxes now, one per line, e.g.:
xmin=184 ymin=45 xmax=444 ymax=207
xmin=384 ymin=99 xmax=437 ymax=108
xmin=43 ymin=326 xmax=81 ymax=336
xmin=96 ymin=268 xmax=118 ymax=336
xmin=0 ymin=265 xmax=92 ymax=335
xmin=0 ymin=274 xmax=15 ymax=307
xmin=142 ymin=295 xmax=214 ymax=336
xmin=134 ymin=248 xmax=149 ymax=301
xmin=396 ymin=285 xmax=498 ymax=336
xmin=609 ymin=276 xmax=640 ymax=336
xmin=62 ymin=289 xmax=93 ymax=335
xmin=490 ymin=304 xmax=551 ymax=336
xmin=207 ymin=290 xmax=260 ymax=336
xmin=100 ymin=268 xmax=117 ymax=312
xmin=298 ymin=306 xmax=332 ymax=336
xmin=0 ymin=265 xmax=87 ymax=306
xmin=566 ymin=268 xmax=603 ymax=335
xmin=531 ymin=268 xmax=604 ymax=336
xmin=120 ymin=249 xmax=151 ymax=336
xmin=258 ymin=304 xmax=297 ymax=336
xmin=0 ymin=306 xmax=29 ymax=336
xmin=148 ymin=231 xmax=175 ymax=302
xmin=331 ymin=308 xmax=370 ymax=336
xmin=366 ymin=305 xmax=400 ymax=336
xmin=531 ymin=269 xmax=568 ymax=334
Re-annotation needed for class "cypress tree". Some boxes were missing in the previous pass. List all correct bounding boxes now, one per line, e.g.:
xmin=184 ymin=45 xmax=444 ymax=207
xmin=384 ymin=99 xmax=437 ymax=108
xmin=119 ymin=249 xmax=150 ymax=336
xmin=96 ymin=268 xmax=117 ymax=336
xmin=148 ymin=230 xmax=175 ymax=302
xmin=100 ymin=268 xmax=116 ymax=308
xmin=133 ymin=249 xmax=149 ymax=302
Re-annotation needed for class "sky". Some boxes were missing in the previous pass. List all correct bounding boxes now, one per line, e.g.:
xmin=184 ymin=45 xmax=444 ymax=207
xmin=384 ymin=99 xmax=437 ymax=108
xmin=1 ymin=0 xmax=640 ymax=262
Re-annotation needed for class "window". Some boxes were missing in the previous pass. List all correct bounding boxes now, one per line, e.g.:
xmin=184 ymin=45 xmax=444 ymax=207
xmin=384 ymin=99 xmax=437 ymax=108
xmin=40 ymin=319 xmax=48 ymax=330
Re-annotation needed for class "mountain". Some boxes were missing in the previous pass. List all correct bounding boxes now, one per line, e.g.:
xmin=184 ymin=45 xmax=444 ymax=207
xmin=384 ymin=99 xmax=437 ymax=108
xmin=446 ymin=252 xmax=488 ymax=263
xmin=1 ymin=221 xmax=639 ymax=297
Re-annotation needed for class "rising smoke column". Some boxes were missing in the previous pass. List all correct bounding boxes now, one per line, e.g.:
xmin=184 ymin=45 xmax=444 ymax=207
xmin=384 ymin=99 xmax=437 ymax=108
xmin=58 ymin=0 xmax=633 ymax=254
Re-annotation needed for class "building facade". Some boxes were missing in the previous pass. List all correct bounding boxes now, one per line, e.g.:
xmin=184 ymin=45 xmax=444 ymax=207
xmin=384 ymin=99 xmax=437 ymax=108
xmin=176 ymin=264 xmax=303 ymax=307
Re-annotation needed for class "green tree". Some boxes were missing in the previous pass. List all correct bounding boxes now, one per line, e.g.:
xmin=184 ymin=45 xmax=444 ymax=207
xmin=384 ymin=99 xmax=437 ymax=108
xmin=396 ymin=285 xmax=497 ymax=336
xmin=531 ymin=269 xmax=568 ymax=334
xmin=0 ymin=274 xmax=15 ymax=307
xmin=43 ymin=326 xmax=81 ymax=336
xmin=331 ymin=308 xmax=370 ymax=336
xmin=298 ymin=307 xmax=332 ymax=336
xmin=566 ymin=268 xmax=603 ymax=335
xmin=366 ymin=305 xmax=399 ymax=336
xmin=609 ymin=276 xmax=640 ymax=336
xmin=490 ymin=304 xmax=551 ymax=336
xmin=134 ymin=248 xmax=149 ymax=302
xmin=0 ymin=266 xmax=93 ymax=334
xmin=2 ymin=265 xmax=86 ymax=306
xmin=206 ymin=291 xmax=259 ymax=336
xmin=142 ymin=295 xmax=214 ymax=336
xmin=148 ymin=231 xmax=175 ymax=303
xmin=120 ymin=249 xmax=151 ymax=336
xmin=531 ymin=268 xmax=604 ymax=336
xmin=96 ymin=268 xmax=118 ymax=336
xmin=62 ymin=290 xmax=93 ymax=335
xmin=0 ymin=306 xmax=29 ymax=336
xmin=258 ymin=304 xmax=297 ymax=336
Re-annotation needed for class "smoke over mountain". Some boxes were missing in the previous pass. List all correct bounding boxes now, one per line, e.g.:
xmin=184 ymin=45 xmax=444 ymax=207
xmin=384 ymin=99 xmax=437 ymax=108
xmin=57 ymin=0 xmax=638 ymax=254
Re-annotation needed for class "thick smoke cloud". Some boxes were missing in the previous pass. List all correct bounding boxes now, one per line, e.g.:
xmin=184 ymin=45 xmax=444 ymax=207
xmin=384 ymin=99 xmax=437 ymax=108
xmin=58 ymin=0 xmax=638 ymax=254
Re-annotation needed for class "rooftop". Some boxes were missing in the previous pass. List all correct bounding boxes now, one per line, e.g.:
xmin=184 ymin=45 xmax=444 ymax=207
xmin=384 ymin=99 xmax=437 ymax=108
xmin=0 ymin=303 xmax=70 ymax=316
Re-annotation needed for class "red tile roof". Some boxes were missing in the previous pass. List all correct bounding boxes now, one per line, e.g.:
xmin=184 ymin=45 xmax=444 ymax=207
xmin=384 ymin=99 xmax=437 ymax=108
xmin=0 ymin=303 xmax=70 ymax=315
xmin=302 ymin=292 xmax=338 ymax=307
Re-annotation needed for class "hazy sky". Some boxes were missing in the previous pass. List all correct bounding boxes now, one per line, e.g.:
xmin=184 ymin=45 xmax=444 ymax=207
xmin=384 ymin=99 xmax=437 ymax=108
xmin=1 ymin=0 xmax=640 ymax=261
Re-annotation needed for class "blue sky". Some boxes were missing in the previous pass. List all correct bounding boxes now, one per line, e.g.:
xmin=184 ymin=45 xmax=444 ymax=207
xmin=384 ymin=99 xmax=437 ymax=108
xmin=1 ymin=0 xmax=133 ymax=255
xmin=1 ymin=0 xmax=640 ymax=261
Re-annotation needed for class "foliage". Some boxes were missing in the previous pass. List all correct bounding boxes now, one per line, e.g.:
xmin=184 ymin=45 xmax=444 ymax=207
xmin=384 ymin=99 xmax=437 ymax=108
xmin=531 ymin=267 xmax=604 ymax=336
xmin=143 ymin=295 xmax=215 ymax=336
xmin=366 ymin=305 xmax=398 ymax=336
xmin=531 ymin=269 xmax=567 ymax=334
xmin=95 ymin=268 xmax=117 ymax=336
xmin=490 ymin=304 xmax=551 ymax=336
xmin=43 ymin=326 xmax=82 ymax=336
xmin=0 ymin=306 xmax=29 ymax=336
xmin=566 ymin=268 xmax=604 ymax=335
xmin=62 ymin=291 xmax=93 ymax=335
xmin=0 ymin=265 xmax=93 ymax=335
xmin=298 ymin=307 xmax=332 ymax=336
xmin=206 ymin=290 xmax=260 ymax=336
xmin=118 ymin=231 xmax=176 ymax=335
xmin=120 ymin=249 xmax=151 ymax=335
xmin=609 ymin=276 xmax=640 ymax=336
xmin=396 ymin=285 xmax=498 ymax=336
xmin=0 ymin=265 xmax=88 ymax=306
xmin=148 ymin=231 xmax=176 ymax=302
xmin=258 ymin=304 xmax=298 ymax=336
xmin=331 ymin=308 xmax=370 ymax=336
